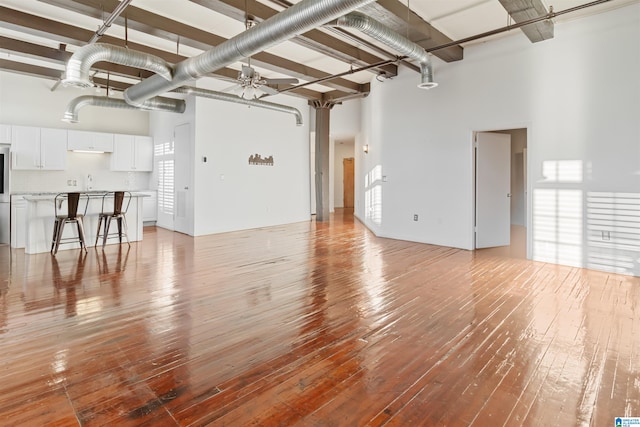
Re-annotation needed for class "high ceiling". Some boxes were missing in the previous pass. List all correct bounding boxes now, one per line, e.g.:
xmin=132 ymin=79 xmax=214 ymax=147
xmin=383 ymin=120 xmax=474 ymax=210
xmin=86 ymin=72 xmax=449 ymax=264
xmin=0 ymin=0 xmax=635 ymax=102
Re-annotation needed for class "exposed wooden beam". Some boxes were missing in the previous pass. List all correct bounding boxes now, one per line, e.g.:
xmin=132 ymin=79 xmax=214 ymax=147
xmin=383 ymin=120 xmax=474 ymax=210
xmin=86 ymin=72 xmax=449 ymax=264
xmin=36 ymin=0 xmax=364 ymax=94
xmin=0 ymin=59 xmax=61 ymax=80
xmin=189 ymin=0 xmax=398 ymax=77
xmin=359 ymin=0 xmax=464 ymax=63
xmin=0 ymin=6 xmax=325 ymax=100
xmin=498 ymin=0 xmax=554 ymax=43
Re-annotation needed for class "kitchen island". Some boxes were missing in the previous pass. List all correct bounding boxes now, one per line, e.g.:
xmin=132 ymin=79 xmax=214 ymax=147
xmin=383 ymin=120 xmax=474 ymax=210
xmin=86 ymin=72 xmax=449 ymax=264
xmin=18 ymin=192 xmax=148 ymax=254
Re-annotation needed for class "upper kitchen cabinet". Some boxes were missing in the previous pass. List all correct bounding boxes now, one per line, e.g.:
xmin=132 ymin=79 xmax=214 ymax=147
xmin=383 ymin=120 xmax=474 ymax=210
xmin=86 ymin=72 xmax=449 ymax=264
xmin=111 ymin=134 xmax=153 ymax=172
xmin=11 ymin=126 xmax=67 ymax=170
xmin=68 ymin=130 xmax=114 ymax=152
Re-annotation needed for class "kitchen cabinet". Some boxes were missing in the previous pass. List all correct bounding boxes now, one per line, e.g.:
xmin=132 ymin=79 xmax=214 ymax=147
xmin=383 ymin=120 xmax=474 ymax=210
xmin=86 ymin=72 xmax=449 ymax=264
xmin=68 ymin=130 xmax=114 ymax=152
xmin=111 ymin=135 xmax=153 ymax=172
xmin=140 ymin=190 xmax=157 ymax=223
xmin=10 ymin=195 xmax=26 ymax=248
xmin=11 ymin=126 xmax=67 ymax=170
xmin=0 ymin=201 xmax=8 ymax=244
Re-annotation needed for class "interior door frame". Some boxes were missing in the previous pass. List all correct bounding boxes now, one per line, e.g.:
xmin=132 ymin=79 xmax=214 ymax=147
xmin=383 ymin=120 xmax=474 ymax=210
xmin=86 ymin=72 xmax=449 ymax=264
xmin=470 ymin=125 xmax=533 ymax=259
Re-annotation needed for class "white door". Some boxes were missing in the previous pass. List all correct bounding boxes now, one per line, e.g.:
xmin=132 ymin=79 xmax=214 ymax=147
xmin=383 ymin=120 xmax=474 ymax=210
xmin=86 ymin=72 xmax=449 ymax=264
xmin=173 ymin=123 xmax=192 ymax=235
xmin=476 ymin=132 xmax=511 ymax=248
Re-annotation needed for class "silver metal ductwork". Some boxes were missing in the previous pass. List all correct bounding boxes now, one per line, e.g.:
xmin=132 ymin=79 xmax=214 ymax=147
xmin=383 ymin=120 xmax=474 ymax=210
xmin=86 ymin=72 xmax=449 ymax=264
xmin=62 ymin=95 xmax=186 ymax=123
xmin=123 ymin=0 xmax=376 ymax=106
xmin=329 ymin=12 xmax=437 ymax=89
xmin=62 ymin=43 xmax=173 ymax=88
xmin=173 ymin=87 xmax=303 ymax=126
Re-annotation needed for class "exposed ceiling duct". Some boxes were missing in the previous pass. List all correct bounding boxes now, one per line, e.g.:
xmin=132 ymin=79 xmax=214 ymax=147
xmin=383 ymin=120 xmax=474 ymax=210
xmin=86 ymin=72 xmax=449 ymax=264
xmin=121 ymin=0 xmax=377 ymax=107
xmin=327 ymin=12 xmax=437 ymax=89
xmin=62 ymin=43 xmax=173 ymax=88
xmin=62 ymin=95 xmax=186 ymax=123
xmin=173 ymin=86 xmax=303 ymax=126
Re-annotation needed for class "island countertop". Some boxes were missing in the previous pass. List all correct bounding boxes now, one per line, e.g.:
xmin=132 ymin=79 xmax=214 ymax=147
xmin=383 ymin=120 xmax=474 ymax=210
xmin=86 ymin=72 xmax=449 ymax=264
xmin=20 ymin=191 xmax=151 ymax=201
xmin=18 ymin=192 xmax=147 ymax=254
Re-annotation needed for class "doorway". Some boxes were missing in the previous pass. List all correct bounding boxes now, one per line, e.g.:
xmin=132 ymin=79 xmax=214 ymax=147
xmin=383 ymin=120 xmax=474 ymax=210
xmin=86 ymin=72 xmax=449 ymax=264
xmin=474 ymin=128 xmax=528 ymax=258
xmin=173 ymin=123 xmax=193 ymax=235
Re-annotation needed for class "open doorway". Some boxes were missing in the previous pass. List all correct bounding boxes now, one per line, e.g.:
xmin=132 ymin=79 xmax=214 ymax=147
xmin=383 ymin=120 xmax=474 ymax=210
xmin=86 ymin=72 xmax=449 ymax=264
xmin=332 ymin=139 xmax=355 ymax=214
xmin=474 ymin=128 xmax=528 ymax=258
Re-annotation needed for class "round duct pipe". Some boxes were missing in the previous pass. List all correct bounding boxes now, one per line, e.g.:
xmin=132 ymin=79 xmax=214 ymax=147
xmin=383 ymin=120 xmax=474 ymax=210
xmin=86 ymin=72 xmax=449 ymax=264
xmin=173 ymin=86 xmax=303 ymax=126
xmin=62 ymin=95 xmax=185 ymax=123
xmin=63 ymin=43 xmax=173 ymax=88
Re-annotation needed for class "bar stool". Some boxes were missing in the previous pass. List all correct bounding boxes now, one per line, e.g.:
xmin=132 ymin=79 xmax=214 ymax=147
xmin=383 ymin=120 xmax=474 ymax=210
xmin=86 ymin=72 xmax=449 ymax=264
xmin=51 ymin=192 xmax=88 ymax=255
xmin=95 ymin=191 xmax=131 ymax=248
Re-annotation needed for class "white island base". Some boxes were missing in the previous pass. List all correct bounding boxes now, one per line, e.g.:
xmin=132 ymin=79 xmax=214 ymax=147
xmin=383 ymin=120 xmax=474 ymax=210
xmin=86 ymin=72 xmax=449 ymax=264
xmin=22 ymin=193 xmax=147 ymax=254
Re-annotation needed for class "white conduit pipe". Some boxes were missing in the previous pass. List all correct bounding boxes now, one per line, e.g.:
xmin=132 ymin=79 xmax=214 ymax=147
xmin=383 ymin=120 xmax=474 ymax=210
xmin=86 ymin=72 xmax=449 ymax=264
xmin=63 ymin=43 xmax=173 ymax=88
xmin=328 ymin=12 xmax=437 ymax=89
xmin=173 ymin=86 xmax=303 ymax=125
xmin=62 ymin=95 xmax=186 ymax=123
xmin=123 ymin=0 xmax=376 ymax=106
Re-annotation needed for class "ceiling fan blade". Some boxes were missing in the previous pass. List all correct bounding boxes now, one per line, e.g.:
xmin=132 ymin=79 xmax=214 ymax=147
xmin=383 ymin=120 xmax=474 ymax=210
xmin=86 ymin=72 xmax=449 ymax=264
xmin=259 ymin=86 xmax=279 ymax=97
xmin=220 ymin=83 xmax=241 ymax=93
xmin=264 ymin=78 xmax=299 ymax=85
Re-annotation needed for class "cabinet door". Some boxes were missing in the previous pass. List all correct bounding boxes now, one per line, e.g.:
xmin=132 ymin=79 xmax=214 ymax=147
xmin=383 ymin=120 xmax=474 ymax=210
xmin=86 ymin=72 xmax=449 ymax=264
xmin=11 ymin=125 xmax=40 ymax=170
xmin=68 ymin=130 xmax=114 ymax=152
xmin=10 ymin=196 xmax=26 ymax=248
xmin=134 ymin=136 xmax=153 ymax=171
xmin=40 ymin=128 xmax=67 ymax=170
xmin=111 ymin=134 xmax=135 ymax=171
xmin=142 ymin=191 xmax=157 ymax=222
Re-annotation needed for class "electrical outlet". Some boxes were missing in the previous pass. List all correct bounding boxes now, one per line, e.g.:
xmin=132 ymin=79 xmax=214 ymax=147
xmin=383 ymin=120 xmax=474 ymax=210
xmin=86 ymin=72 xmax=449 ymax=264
xmin=413 ymin=214 xmax=418 ymax=221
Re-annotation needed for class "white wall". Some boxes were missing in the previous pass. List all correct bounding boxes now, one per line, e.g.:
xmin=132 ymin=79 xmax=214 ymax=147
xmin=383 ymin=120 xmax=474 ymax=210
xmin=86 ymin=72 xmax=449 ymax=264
xmin=1 ymin=72 xmax=154 ymax=193
xmin=358 ymin=4 xmax=640 ymax=276
xmin=0 ymin=72 xmax=149 ymax=133
xmin=190 ymin=78 xmax=311 ymax=236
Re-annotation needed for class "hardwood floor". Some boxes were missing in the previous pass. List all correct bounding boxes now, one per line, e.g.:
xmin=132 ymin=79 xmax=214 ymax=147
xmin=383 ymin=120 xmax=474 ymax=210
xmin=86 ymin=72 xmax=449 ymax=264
xmin=1 ymin=210 xmax=639 ymax=426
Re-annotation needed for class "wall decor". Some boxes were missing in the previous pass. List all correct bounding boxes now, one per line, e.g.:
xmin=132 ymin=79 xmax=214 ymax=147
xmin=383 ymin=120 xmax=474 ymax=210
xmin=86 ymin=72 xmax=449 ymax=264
xmin=249 ymin=154 xmax=274 ymax=166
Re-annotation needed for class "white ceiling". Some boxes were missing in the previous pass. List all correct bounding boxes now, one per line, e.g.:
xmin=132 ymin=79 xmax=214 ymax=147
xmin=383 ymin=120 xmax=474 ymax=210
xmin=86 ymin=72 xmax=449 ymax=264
xmin=1 ymin=0 xmax=637 ymax=95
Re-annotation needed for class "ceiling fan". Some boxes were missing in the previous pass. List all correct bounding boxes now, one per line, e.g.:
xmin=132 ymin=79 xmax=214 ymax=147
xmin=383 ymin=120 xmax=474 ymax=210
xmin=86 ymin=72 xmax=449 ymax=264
xmin=224 ymin=18 xmax=299 ymax=99
xmin=226 ymin=64 xmax=299 ymax=99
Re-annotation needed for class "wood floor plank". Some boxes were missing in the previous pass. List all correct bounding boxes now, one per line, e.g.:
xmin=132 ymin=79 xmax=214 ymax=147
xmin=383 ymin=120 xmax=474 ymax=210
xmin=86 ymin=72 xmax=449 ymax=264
xmin=1 ymin=212 xmax=639 ymax=426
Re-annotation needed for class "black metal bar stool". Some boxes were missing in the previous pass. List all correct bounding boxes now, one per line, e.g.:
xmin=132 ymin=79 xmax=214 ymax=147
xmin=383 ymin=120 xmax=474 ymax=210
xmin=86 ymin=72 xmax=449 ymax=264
xmin=51 ymin=192 xmax=89 ymax=255
xmin=95 ymin=191 xmax=131 ymax=248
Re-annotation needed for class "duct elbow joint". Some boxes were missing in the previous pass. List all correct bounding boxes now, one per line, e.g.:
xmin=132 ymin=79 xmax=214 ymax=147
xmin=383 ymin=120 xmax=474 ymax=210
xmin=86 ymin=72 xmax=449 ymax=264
xmin=62 ymin=59 xmax=94 ymax=88
xmin=61 ymin=111 xmax=79 ymax=123
xmin=418 ymin=61 xmax=438 ymax=90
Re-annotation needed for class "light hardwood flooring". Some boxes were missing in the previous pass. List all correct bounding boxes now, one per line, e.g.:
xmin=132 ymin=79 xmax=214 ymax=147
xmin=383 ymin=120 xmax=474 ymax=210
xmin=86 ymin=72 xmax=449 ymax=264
xmin=0 ymin=210 xmax=638 ymax=426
